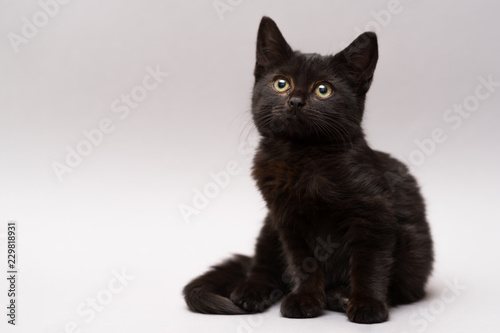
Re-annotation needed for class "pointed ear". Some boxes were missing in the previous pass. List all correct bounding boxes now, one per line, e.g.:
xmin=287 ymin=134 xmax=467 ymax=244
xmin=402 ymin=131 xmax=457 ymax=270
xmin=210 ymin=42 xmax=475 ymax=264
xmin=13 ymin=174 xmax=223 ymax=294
xmin=336 ymin=32 xmax=378 ymax=94
xmin=254 ymin=17 xmax=293 ymax=80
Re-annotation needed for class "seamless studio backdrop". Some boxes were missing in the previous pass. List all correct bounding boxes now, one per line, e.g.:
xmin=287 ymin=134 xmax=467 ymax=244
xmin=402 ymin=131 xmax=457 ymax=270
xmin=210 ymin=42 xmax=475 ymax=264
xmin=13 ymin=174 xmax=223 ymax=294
xmin=1 ymin=1 xmax=499 ymax=332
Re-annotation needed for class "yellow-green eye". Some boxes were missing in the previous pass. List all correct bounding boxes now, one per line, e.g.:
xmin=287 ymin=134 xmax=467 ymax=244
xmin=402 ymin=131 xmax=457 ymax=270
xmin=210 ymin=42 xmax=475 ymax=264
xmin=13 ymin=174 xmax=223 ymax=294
xmin=315 ymin=84 xmax=333 ymax=98
xmin=273 ymin=78 xmax=290 ymax=92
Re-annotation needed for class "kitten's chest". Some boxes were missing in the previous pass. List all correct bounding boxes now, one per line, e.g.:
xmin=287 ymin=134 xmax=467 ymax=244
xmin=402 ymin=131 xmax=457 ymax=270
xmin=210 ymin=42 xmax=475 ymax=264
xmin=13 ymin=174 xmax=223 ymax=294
xmin=252 ymin=150 xmax=340 ymax=206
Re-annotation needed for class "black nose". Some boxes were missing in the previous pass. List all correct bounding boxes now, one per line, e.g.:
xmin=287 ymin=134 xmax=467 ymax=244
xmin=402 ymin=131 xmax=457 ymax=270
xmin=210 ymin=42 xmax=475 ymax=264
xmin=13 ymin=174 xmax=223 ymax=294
xmin=289 ymin=97 xmax=305 ymax=111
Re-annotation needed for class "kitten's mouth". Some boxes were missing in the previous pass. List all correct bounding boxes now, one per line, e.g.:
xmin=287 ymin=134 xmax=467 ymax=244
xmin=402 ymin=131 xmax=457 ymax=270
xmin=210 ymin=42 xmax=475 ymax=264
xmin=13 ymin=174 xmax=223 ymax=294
xmin=268 ymin=112 xmax=310 ymax=136
xmin=283 ymin=109 xmax=305 ymax=121
xmin=278 ymin=112 xmax=304 ymax=126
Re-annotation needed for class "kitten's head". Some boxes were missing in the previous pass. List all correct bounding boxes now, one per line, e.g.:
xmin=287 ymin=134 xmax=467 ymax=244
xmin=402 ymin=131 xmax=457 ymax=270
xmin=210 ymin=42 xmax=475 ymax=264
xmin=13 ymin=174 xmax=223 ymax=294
xmin=251 ymin=16 xmax=378 ymax=144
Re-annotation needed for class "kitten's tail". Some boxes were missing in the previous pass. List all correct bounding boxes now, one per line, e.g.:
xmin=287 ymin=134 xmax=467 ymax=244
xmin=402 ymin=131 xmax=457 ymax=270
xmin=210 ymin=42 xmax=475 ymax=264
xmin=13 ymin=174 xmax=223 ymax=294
xmin=183 ymin=254 xmax=251 ymax=314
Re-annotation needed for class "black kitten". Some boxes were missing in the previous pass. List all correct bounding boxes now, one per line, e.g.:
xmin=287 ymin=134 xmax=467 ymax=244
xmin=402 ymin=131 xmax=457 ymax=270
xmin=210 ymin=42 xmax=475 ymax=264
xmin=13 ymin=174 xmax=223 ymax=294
xmin=183 ymin=16 xmax=433 ymax=324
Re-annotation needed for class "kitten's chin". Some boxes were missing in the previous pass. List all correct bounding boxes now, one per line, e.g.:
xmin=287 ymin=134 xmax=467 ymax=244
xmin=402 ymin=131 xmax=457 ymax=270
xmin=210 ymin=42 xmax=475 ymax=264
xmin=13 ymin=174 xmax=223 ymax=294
xmin=261 ymin=119 xmax=355 ymax=145
xmin=269 ymin=114 xmax=307 ymax=136
xmin=263 ymin=116 xmax=321 ymax=142
xmin=255 ymin=113 xmax=351 ymax=143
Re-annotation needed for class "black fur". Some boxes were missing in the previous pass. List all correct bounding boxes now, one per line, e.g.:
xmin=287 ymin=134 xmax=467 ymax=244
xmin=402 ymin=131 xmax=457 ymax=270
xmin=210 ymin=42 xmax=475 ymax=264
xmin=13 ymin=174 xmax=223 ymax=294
xmin=183 ymin=16 xmax=433 ymax=324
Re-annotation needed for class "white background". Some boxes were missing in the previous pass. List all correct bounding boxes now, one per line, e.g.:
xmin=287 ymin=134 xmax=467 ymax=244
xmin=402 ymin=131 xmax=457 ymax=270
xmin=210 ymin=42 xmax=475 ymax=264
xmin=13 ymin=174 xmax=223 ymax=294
xmin=1 ymin=0 xmax=499 ymax=332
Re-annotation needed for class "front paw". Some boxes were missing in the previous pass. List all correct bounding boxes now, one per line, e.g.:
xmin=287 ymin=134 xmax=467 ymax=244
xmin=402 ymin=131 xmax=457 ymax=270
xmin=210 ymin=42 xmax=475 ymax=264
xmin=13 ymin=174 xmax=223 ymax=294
xmin=347 ymin=298 xmax=389 ymax=324
xmin=280 ymin=292 xmax=324 ymax=318
xmin=230 ymin=281 xmax=279 ymax=313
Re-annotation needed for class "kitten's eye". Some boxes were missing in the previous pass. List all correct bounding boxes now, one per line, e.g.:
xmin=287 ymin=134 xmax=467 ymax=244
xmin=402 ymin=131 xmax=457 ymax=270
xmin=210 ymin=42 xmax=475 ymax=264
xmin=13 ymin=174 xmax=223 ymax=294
xmin=315 ymin=84 xmax=333 ymax=98
xmin=273 ymin=78 xmax=290 ymax=92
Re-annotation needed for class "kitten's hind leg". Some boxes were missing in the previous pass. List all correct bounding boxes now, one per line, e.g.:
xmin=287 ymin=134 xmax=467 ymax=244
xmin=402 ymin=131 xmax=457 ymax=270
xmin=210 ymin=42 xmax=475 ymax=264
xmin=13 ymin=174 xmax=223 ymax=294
xmin=230 ymin=218 xmax=288 ymax=313
xmin=325 ymin=285 xmax=350 ymax=312
xmin=389 ymin=224 xmax=433 ymax=306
